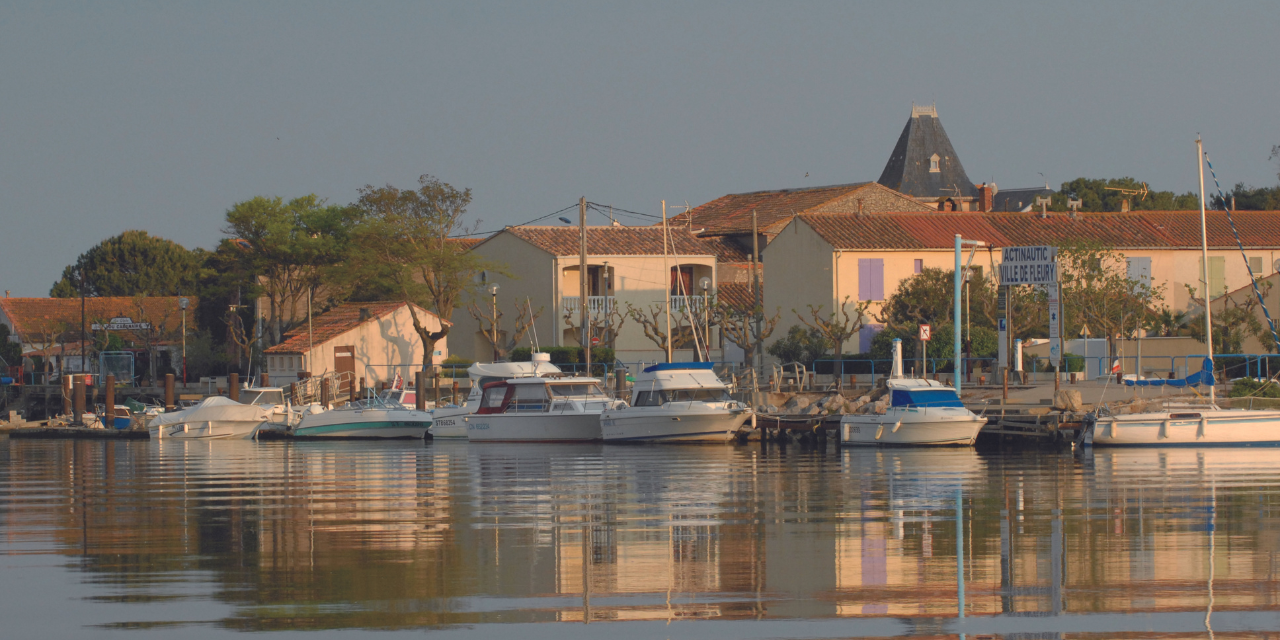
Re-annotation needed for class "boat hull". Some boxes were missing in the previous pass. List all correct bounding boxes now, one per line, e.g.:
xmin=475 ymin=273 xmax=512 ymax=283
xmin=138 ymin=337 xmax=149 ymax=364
xmin=429 ymin=406 xmax=471 ymax=439
xmin=1091 ymin=409 xmax=1280 ymax=446
xmin=151 ymin=420 xmax=264 ymax=440
xmin=841 ymin=409 xmax=985 ymax=446
xmin=465 ymin=412 xmax=602 ymax=442
xmin=600 ymin=408 xmax=748 ymax=442
xmin=294 ymin=409 xmax=431 ymax=439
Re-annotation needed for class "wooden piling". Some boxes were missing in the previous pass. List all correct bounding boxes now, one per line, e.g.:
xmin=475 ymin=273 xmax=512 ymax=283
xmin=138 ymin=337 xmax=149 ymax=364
xmin=320 ymin=379 xmax=330 ymax=407
xmin=414 ymin=372 xmax=426 ymax=411
xmin=434 ymin=374 xmax=440 ymax=406
xmin=261 ymin=372 xmax=269 ymax=387
xmin=359 ymin=376 xmax=366 ymax=399
xmin=1002 ymin=369 xmax=1008 ymax=402
xmin=229 ymin=373 xmax=239 ymax=402
xmin=62 ymin=376 xmax=73 ymax=417
xmin=164 ymin=374 xmax=175 ymax=411
xmin=104 ymin=375 xmax=115 ymax=421
xmin=452 ymin=380 xmax=459 ymax=404
xmin=615 ymin=368 xmax=626 ymax=399
xmin=73 ymin=377 xmax=86 ymax=424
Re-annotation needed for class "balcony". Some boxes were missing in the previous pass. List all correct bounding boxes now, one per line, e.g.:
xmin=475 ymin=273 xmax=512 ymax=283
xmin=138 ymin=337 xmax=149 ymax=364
xmin=561 ymin=296 xmax=616 ymax=315
xmin=669 ymin=295 xmax=707 ymax=313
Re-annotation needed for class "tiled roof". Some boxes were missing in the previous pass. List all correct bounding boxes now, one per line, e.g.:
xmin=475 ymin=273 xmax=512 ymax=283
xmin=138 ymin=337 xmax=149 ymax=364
xmin=0 ymin=296 xmax=195 ymax=344
xmin=667 ymin=182 xmax=931 ymax=236
xmin=265 ymin=301 xmax=441 ymax=354
xmin=448 ymin=237 xmax=485 ymax=251
xmin=877 ymin=106 xmax=979 ymax=199
xmin=496 ymin=225 xmax=749 ymax=261
xmin=793 ymin=211 xmax=1280 ymax=250
xmin=715 ymin=283 xmax=757 ymax=313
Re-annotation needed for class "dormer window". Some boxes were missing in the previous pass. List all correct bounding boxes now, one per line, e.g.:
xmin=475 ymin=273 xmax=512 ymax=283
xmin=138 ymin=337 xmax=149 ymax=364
xmin=929 ymin=153 xmax=940 ymax=173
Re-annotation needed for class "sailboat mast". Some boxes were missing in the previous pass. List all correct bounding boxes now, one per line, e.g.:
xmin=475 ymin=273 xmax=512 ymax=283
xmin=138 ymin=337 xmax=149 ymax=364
xmin=662 ymin=200 xmax=672 ymax=362
xmin=1197 ymin=136 xmax=1215 ymax=403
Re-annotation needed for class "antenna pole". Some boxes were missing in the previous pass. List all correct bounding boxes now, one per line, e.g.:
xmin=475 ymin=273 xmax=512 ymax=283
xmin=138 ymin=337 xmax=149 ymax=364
xmin=1197 ymin=136 xmax=1214 ymax=403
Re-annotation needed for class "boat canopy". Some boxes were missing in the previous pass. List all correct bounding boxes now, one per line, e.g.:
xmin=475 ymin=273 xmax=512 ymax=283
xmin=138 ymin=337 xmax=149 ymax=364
xmin=1124 ymin=357 xmax=1216 ymax=388
xmin=642 ymin=362 xmax=715 ymax=373
xmin=890 ymin=388 xmax=964 ymax=408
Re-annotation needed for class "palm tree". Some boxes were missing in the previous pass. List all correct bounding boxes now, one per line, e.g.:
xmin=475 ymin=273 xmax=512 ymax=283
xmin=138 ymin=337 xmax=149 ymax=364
xmin=1147 ymin=308 xmax=1188 ymax=337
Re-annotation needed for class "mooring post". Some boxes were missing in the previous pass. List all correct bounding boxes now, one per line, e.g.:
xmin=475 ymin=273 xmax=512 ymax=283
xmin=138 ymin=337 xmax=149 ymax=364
xmin=164 ymin=374 xmax=175 ymax=411
xmin=261 ymin=372 xmax=269 ymax=387
xmin=104 ymin=375 xmax=115 ymax=423
xmin=452 ymin=380 xmax=459 ymax=404
xmin=62 ymin=375 xmax=73 ymax=417
xmin=1002 ymin=369 xmax=1008 ymax=402
xmin=72 ymin=376 xmax=86 ymax=424
xmin=414 ymin=371 xmax=426 ymax=412
xmin=434 ymin=374 xmax=441 ymax=406
xmin=229 ymin=373 xmax=240 ymax=402
xmin=615 ymin=367 xmax=626 ymax=399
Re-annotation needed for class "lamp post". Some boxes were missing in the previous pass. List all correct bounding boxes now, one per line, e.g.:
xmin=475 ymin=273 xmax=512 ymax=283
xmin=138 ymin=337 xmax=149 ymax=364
xmin=699 ymin=277 xmax=712 ymax=362
xmin=488 ymin=283 xmax=500 ymax=362
xmin=179 ymin=297 xmax=189 ymax=385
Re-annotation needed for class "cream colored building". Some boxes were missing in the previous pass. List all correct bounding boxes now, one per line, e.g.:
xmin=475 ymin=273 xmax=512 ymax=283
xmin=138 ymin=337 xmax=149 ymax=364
xmin=263 ymin=301 xmax=447 ymax=387
xmin=763 ymin=210 xmax=1280 ymax=356
xmin=451 ymin=225 xmax=748 ymax=364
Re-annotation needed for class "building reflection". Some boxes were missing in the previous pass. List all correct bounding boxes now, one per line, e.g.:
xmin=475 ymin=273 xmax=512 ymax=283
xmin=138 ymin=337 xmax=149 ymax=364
xmin=3 ymin=437 xmax=1280 ymax=631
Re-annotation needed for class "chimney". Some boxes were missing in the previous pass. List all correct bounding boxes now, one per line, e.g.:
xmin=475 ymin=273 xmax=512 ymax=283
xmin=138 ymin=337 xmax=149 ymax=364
xmin=359 ymin=307 xmax=371 ymax=321
xmin=977 ymin=183 xmax=994 ymax=212
xmin=857 ymin=199 xmax=864 ymax=218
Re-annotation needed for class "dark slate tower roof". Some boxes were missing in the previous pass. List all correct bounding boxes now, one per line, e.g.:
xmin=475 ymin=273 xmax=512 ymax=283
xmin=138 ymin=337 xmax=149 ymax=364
xmin=877 ymin=105 xmax=979 ymax=200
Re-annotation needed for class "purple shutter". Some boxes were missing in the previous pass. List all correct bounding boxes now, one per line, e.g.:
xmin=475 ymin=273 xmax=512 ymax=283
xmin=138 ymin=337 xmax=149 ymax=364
xmin=870 ymin=259 xmax=884 ymax=300
xmin=914 ymin=259 xmax=923 ymax=274
xmin=858 ymin=259 xmax=870 ymax=300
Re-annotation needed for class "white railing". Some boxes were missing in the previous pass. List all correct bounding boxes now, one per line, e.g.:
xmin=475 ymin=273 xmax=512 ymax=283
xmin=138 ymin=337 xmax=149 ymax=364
xmin=561 ymin=296 xmax=615 ymax=315
xmin=669 ymin=295 xmax=707 ymax=313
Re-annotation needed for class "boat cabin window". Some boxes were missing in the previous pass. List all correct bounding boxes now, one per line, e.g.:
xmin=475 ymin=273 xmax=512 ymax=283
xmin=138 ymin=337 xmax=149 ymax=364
xmin=549 ymin=383 xmax=607 ymax=398
xmin=890 ymin=389 xmax=963 ymax=408
xmin=635 ymin=388 xmax=731 ymax=405
xmin=508 ymin=384 xmax=550 ymax=413
xmin=479 ymin=385 xmax=509 ymax=412
xmin=243 ymin=390 xmax=285 ymax=406
xmin=634 ymin=390 xmax=663 ymax=406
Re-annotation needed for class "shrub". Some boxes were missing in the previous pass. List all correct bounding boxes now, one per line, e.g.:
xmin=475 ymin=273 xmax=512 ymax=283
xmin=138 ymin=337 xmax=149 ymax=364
xmin=766 ymin=325 xmax=829 ymax=368
xmin=1227 ymin=377 xmax=1280 ymax=398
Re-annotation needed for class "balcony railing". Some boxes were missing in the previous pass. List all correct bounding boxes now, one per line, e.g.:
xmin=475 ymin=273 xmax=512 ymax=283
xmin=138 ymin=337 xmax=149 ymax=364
xmin=561 ymin=296 xmax=616 ymax=315
xmin=670 ymin=295 xmax=707 ymax=313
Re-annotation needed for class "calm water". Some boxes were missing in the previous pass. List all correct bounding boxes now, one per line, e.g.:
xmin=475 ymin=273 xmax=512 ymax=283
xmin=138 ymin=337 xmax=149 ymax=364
xmin=3 ymin=437 xmax=1280 ymax=639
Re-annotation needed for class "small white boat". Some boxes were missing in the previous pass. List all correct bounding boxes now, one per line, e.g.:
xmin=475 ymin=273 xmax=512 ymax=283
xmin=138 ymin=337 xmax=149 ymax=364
xmin=293 ymin=392 xmax=432 ymax=439
xmin=464 ymin=377 xmax=624 ymax=442
xmin=430 ymin=355 xmax=562 ymax=439
xmin=600 ymin=362 xmax=751 ymax=443
xmin=840 ymin=378 xmax=985 ymax=446
xmin=149 ymin=387 xmax=295 ymax=440
xmin=1088 ymin=403 xmax=1280 ymax=446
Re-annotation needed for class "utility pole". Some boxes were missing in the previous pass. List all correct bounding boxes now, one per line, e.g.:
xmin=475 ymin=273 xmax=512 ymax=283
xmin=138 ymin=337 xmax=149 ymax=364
xmin=580 ymin=196 xmax=590 ymax=376
xmin=662 ymin=200 xmax=672 ymax=362
xmin=79 ymin=268 xmax=86 ymax=376
xmin=752 ymin=210 xmax=762 ymax=374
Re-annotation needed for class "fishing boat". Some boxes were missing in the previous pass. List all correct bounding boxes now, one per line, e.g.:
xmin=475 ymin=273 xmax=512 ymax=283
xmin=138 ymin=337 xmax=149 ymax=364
xmin=292 ymin=391 xmax=432 ymax=439
xmin=149 ymin=387 xmax=295 ymax=440
xmin=840 ymin=378 xmax=985 ymax=446
xmin=1088 ymin=138 xmax=1280 ymax=446
xmin=429 ymin=354 xmax=562 ymax=439
xmin=599 ymin=362 xmax=751 ymax=442
xmin=840 ymin=339 xmax=986 ymax=446
xmin=463 ymin=377 xmax=624 ymax=442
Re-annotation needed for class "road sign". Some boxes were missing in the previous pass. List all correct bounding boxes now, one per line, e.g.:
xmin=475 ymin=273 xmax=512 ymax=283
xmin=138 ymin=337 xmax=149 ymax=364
xmin=90 ymin=316 xmax=151 ymax=331
xmin=1048 ymin=304 xmax=1060 ymax=339
xmin=1000 ymin=245 xmax=1059 ymax=285
xmin=1050 ymin=342 xmax=1061 ymax=368
xmin=1047 ymin=283 xmax=1059 ymax=305
xmin=591 ymin=336 xmax=600 ymax=346
xmin=919 ymin=324 xmax=931 ymax=341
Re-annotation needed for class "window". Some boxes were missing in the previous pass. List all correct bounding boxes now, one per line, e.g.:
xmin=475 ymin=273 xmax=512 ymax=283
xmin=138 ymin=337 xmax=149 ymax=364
xmin=1126 ymin=257 xmax=1152 ymax=293
xmin=929 ymin=154 xmax=940 ymax=173
xmin=1250 ymin=256 xmax=1263 ymax=277
xmin=634 ymin=390 xmax=663 ymax=406
xmin=858 ymin=258 xmax=884 ymax=301
xmin=914 ymin=259 xmax=923 ymax=274
xmin=479 ymin=385 xmax=509 ymax=411
xmin=550 ymin=383 xmax=607 ymax=398
xmin=1199 ymin=256 xmax=1227 ymax=298
xmin=508 ymin=384 xmax=550 ymax=413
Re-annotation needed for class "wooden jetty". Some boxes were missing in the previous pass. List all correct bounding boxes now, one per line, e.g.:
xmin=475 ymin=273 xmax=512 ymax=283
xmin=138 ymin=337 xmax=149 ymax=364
xmin=9 ymin=426 xmax=149 ymax=440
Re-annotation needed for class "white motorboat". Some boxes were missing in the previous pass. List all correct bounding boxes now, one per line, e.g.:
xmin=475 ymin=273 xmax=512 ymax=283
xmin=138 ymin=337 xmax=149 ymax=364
xmin=600 ymin=362 xmax=751 ymax=443
xmin=292 ymin=392 xmax=432 ymax=439
xmin=463 ymin=377 xmax=625 ymax=442
xmin=840 ymin=378 xmax=985 ymax=446
xmin=149 ymin=387 xmax=295 ymax=440
xmin=430 ymin=355 xmax=562 ymax=439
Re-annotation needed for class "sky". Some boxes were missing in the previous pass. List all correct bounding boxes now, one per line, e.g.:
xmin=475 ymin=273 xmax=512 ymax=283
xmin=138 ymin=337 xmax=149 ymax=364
xmin=2 ymin=1 xmax=1279 ymax=296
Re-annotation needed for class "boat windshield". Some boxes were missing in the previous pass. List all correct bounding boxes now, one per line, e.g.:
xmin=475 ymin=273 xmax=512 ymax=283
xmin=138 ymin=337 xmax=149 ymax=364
xmin=634 ymin=388 xmax=732 ymax=406
xmin=890 ymin=389 xmax=963 ymax=408
xmin=243 ymin=390 xmax=285 ymax=406
xmin=549 ymin=383 xmax=607 ymax=398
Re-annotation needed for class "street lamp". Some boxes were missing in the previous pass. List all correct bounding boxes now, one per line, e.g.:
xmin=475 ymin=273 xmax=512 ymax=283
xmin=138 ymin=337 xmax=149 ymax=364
xmin=179 ymin=297 xmax=189 ymax=385
xmin=699 ymin=277 xmax=712 ymax=362
xmin=488 ymin=283 xmax=500 ymax=362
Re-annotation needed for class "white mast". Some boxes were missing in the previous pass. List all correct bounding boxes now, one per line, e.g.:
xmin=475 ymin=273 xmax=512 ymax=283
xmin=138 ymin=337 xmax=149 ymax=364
xmin=662 ymin=200 xmax=672 ymax=362
xmin=1197 ymin=136 xmax=1215 ymax=403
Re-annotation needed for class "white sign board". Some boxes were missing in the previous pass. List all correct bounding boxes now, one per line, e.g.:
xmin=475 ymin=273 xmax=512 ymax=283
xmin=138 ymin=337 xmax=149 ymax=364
xmin=1000 ymin=246 xmax=1059 ymax=285
xmin=1048 ymin=303 xmax=1061 ymax=368
xmin=91 ymin=317 xmax=151 ymax=331
xmin=918 ymin=324 xmax=931 ymax=342
xmin=1047 ymin=283 xmax=1060 ymax=305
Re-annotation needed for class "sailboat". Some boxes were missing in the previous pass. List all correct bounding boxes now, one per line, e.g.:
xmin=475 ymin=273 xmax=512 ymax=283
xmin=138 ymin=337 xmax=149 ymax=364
xmin=1087 ymin=137 xmax=1280 ymax=446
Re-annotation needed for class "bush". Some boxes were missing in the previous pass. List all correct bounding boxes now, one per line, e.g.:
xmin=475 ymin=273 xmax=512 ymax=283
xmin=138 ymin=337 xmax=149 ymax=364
xmin=812 ymin=353 xmax=892 ymax=375
xmin=1228 ymin=377 xmax=1280 ymax=398
xmin=767 ymin=326 xmax=830 ymax=368
xmin=868 ymin=323 xmax=999 ymax=373
xmin=509 ymin=346 xmax=614 ymax=365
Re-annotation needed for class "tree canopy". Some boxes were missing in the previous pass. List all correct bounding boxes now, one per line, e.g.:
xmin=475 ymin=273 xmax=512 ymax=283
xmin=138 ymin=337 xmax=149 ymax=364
xmin=1044 ymin=177 xmax=1199 ymax=212
xmin=50 ymin=230 xmax=204 ymax=298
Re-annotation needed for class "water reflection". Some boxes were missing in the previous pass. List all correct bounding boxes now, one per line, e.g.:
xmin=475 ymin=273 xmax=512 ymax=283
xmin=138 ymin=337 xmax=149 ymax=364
xmin=2 ymin=437 xmax=1280 ymax=637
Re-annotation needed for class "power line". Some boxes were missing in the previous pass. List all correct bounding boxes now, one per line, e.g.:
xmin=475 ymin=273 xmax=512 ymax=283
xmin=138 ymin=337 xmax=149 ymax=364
xmin=448 ymin=203 xmax=581 ymax=238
